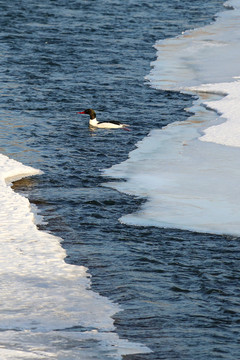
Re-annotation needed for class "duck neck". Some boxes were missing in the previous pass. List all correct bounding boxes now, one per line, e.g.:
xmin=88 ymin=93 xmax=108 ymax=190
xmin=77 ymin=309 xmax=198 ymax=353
xmin=89 ymin=118 xmax=98 ymax=126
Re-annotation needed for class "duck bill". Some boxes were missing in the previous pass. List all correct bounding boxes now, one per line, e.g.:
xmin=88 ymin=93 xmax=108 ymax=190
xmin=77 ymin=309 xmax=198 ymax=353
xmin=78 ymin=111 xmax=86 ymax=114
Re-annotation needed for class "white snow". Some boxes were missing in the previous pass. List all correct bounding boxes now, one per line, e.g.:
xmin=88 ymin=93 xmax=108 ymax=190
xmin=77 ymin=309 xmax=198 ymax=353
xmin=0 ymin=153 xmax=150 ymax=358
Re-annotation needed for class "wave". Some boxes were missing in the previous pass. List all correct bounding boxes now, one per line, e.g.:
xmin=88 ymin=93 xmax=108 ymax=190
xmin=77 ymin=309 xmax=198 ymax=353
xmin=104 ymin=0 xmax=240 ymax=236
xmin=0 ymin=153 xmax=150 ymax=358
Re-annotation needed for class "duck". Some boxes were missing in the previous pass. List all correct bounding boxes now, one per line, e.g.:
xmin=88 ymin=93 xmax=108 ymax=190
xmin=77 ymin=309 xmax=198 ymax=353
xmin=78 ymin=109 xmax=130 ymax=129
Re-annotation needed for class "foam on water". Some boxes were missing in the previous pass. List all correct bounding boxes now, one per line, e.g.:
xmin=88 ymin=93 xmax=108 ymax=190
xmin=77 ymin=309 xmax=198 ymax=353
xmin=104 ymin=0 xmax=240 ymax=236
xmin=0 ymin=153 xmax=150 ymax=358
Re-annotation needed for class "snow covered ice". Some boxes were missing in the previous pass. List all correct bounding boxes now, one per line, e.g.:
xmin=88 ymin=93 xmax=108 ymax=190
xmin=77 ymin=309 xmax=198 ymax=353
xmin=104 ymin=0 xmax=240 ymax=236
xmin=0 ymin=153 xmax=150 ymax=358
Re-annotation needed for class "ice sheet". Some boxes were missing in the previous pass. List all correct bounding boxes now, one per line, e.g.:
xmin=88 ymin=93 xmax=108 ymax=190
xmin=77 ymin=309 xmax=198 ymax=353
xmin=104 ymin=98 xmax=240 ymax=235
xmin=190 ymin=81 xmax=240 ymax=147
xmin=104 ymin=1 xmax=240 ymax=236
xmin=146 ymin=0 xmax=240 ymax=90
xmin=0 ymin=153 xmax=150 ymax=358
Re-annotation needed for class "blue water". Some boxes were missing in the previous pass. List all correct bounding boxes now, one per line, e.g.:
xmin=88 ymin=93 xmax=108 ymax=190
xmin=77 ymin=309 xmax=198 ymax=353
xmin=1 ymin=0 xmax=239 ymax=359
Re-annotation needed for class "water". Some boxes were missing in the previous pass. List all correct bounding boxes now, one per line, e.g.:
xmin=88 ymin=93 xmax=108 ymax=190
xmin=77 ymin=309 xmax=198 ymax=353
xmin=0 ymin=0 xmax=238 ymax=359
xmin=106 ymin=0 xmax=240 ymax=235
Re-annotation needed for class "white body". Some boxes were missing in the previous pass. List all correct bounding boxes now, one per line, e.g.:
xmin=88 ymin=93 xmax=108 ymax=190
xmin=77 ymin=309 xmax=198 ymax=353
xmin=90 ymin=118 xmax=126 ymax=129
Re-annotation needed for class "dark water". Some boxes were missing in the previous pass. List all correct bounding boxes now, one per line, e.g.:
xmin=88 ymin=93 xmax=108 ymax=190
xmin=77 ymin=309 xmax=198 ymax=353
xmin=1 ymin=0 xmax=239 ymax=359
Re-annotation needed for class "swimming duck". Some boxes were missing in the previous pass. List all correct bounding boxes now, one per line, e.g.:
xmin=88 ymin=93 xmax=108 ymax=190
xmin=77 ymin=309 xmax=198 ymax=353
xmin=78 ymin=109 xmax=129 ymax=129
